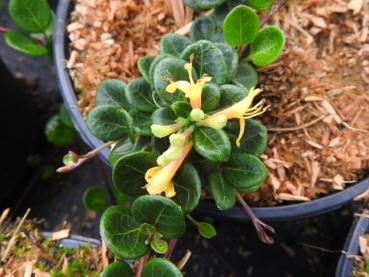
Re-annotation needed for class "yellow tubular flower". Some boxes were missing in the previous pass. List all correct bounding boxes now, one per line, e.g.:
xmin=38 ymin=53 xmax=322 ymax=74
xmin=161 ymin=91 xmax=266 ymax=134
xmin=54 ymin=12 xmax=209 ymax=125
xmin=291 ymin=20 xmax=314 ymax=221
xmin=165 ymin=62 xmax=212 ymax=109
xmin=200 ymin=88 xmax=267 ymax=147
xmin=151 ymin=123 xmax=183 ymax=138
xmin=145 ymin=141 xmax=192 ymax=198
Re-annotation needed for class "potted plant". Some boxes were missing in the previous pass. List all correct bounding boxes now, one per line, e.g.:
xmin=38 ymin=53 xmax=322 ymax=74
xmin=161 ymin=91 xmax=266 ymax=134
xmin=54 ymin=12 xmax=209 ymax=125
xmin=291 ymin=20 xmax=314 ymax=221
xmin=336 ymin=212 xmax=369 ymax=277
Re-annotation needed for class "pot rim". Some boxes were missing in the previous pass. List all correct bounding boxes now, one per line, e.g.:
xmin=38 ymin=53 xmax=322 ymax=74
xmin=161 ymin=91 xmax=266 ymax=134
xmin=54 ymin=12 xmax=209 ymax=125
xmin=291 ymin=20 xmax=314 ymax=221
xmin=53 ymin=0 xmax=369 ymax=222
xmin=335 ymin=214 xmax=369 ymax=277
xmin=43 ymin=231 xmax=101 ymax=248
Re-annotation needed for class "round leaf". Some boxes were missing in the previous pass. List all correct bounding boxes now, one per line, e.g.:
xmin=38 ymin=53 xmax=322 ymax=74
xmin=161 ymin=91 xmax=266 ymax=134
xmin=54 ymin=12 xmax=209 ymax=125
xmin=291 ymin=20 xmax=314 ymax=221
xmin=213 ymin=0 xmax=245 ymax=28
xmin=250 ymin=26 xmax=285 ymax=67
xmin=233 ymin=63 xmax=258 ymax=90
xmin=171 ymin=101 xmax=192 ymax=118
xmin=223 ymin=153 xmax=268 ymax=192
xmin=233 ymin=119 xmax=267 ymax=156
xmin=4 ymin=31 xmax=48 ymax=56
xmin=160 ymin=33 xmax=191 ymax=57
xmin=143 ymin=258 xmax=183 ymax=277
xmin=223 ymin=5 xmax=260 ymax=47
xmin=201 ymin=83 xmax=221 ymax=112
xmin=149 ymin=54 xmax=174 ymax=85
xmin=193 ymin=127 xmax=231 ymax=162
xmin=192 ymin=0 xmax=226 ymax=10
xmin=151 ymin=107 xmax=177 ymax=125
xmin=138 ymin=55 xmax=155 ymax=84
xmin=108 ymin=137 xmax=134 ymax=166
xmin=131 ymin=195 xmax=186 ymax=239
xmin=9 ymin=0 xmax=52 ymax=33
xmin=180 ymin=40 xmax=228 ymax=85
xmin=153 ymin=57 xmax=194 ymax=104
xmin=214 ymin=42 xmax=238 ymax=81
xmin=45 ymin=115 xmax=75 ymax=145
xmin=112 ymin=151 xmax=157 ymax=196
xmin=58 ymin=105 xmax=74 ymax=128
xmin=172 ymin=163 xmax=201 ymax=213
xmin=100 ymin=206 xmax=149 ymax=258
xmin=130 ymin=110 xmax=152 ymax=136
xmin=87 ymin=105 xmax=132 ymax=141
xmin=150 ymin=238 xmax=169 ymax=254
xmin=245 ymin=0 xmax=273 ymax=10
xmin=198 ymin=222 xmax=217 ymax=239
xmin=126 ymin=78 xmax=156 ymax=112
xmin=82 ymin=186 xmax=107 ymax=212
xmin=219 ymin=84 xmax=248 ymax=108
xmin=208 ymin=172 xmax=236 ymax=210
xmin=101 ymin=261 xmax=134 ymax=277
xmin=96 ymin=79 xmax=129 ymax=110
xmin=191 ymin=16 xmax=216 ymax=42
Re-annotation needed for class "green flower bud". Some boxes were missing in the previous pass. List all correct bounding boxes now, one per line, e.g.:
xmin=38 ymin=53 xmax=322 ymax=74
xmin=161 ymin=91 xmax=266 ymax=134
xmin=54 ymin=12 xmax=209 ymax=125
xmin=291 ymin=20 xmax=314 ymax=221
xmin=151 ymin=124 xmax=176 ymax=138
xmin=190 ymin=108 xmax=205 ymax=122
xmin=204 ymin=115 xmax=227 ymax=129
xmin=169 ymin=133 xmax=186 ymax=147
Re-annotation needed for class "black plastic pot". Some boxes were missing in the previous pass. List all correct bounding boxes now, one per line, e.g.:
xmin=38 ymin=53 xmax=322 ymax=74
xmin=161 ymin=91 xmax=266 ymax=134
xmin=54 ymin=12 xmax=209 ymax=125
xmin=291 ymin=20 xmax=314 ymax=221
xmin=53 ymin=0 xmax=369 ymax=222
xmin=336 ymin=215 xmax=369 ymax=277
xmin=43 ymin=232 xmax=101 ymax=248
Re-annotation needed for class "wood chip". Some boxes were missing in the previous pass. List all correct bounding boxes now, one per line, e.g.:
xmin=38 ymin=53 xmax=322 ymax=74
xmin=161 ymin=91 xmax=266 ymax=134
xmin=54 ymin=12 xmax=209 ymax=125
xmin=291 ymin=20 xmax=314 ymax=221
xmin=50 ymin=229 xmax=70 ymax=240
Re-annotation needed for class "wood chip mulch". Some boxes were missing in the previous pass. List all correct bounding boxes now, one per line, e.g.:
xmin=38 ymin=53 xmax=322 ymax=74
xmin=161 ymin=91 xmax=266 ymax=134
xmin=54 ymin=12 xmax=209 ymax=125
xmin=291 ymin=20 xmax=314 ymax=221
xmin=246 ymin=0 xmax=369 ymax=205
xmin=67 ymin=0 xmax=192 ymax=116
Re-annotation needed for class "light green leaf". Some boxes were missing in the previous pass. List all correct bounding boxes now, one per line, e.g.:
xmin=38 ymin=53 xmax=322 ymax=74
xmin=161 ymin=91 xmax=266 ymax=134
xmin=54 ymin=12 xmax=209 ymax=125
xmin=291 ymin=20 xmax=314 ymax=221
xmin=245 ymin=0 xmax=273 ymax=10
xmin=101 ymin=261 xmax=134 ymax=277
xmin=142 ymin=258 xmax=183 ymax=277
xmin=4 ymin=31 xmax=48 ymax=56
xmin=150 ymin=238 xmax=169 ymax=254
xmin=223 ymin=5 xmax=260 ymax=47
xmin=198 ymin=222 xmax=216 ymax=239
xmin=250 ymin=26 xmax=285 ymax=66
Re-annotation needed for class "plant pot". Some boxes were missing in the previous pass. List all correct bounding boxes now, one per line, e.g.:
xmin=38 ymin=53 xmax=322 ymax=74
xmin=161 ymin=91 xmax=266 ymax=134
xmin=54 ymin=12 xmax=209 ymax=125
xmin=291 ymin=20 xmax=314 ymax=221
xmin=336 ymin=216 xmax=369 ymax=277
xmin=43 ymin=231 xmax=101 ymax=248
xmin=53 ymin=0 xmax=369 ymax=222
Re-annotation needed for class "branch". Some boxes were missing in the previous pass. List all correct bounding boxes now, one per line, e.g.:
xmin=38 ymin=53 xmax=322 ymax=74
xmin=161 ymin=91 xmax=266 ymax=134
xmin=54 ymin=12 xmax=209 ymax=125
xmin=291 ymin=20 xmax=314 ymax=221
xmin=135 ymin=253 xmax=150 ymax=277
xmin=164 ymin=239 xmax=178 ymax=260
xmin=235 ymin=192 xmax=275 ymax=244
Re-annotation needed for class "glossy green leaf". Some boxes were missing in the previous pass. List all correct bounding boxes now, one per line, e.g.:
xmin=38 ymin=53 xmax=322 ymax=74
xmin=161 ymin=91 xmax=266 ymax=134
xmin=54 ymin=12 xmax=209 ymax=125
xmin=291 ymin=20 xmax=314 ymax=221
xmin=223 ymin=153 xmax=268 ymax=192
xmin=96 ymin=79 xmax=129 ymax=110
xmin=233 ymin=119 xmax=267 ymax=156
xmin=201 ymin=83 xmax=221 ymax=112
xmin=192 ymin=0 xmax=226 ymax=10
xmin=191 ymin=16 xmax=216 ymax=42
xmin=150 ymin=238 xmax=169 ymax=254
xmin=82 ymin=186 xmax=107 ymax=212
xmin=173 ymin=163 xmax=201 ymax=213
xmin=181 ymin=40 xmax=228 ymax=85
xmin=4 ymin=32 xmax=48 ymax=56
xmin=130 ymin=109 xmax=152 ymax=136
xmin=223 ymin=5 xmax=260 ymax=47
xmin=112 ymin=151 xmax=157 ymax=196
xmin=109 ymin=137 xmax=134 ymax=166
xmin=45 ymin=115 xmax=75 ymax=145
xmin=100 ymin=206 xmax=149 ymax=258
xmin=131 ymin=195 xmax=186 ymax=239
xmin=58 ymin=105 xmax=74 ymax=128
xmin=160 ymin=33 xmax=191 ymax=57
xmin=126 ymin=78 xmax=156 ymax=112
xmin=245 ymin=0 xmax=273 ymax=10
xmin=9 ymin=0 xmax=52 ymax=33
xmin=208 ymin=171 xmax=236 ymax=210
xmin=193 ymin=127 xmax=231 ymax=162
xmin=250 ymin=26 xmax=285 ymax=67
xmin=171 ymin=101 xmax=192 ymax=118
xmin=138 ymin=55 xmax=155 ymax=84
xmin=101 ymin=261 xmax=134 ymax=277
xmin=112 ymin=186 xmax=129 ymax=206
xmin=142 ymin=258 xmax=183 ymax=277
xmin=149 ymin=54 xmax=173 ymax=84
xmin=233 ymin=63 xmax=258 ymax=90
xmin=87 ymin=105 xmax=132 ymax=141
xmin=153 ymin=57 xmax=194 ymax=104
xmin=151 ymin=107 xmax=177 ymax=125
xmin=198 ymin=222 xmax=216 ymax=239
xmin=219 ymin=84 xmax=248 ymax=108
xmin=214 ymin=42 xmax=238 ymax=81
xmin=213 ymin=0 xmax=244 ymax=28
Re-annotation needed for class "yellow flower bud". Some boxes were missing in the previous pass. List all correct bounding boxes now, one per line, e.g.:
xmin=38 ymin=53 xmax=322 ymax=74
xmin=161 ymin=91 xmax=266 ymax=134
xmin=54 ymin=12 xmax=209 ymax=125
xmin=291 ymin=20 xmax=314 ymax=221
xmin=157 ymin=155 xmax=170 ymax=166
xmin=190 ymin=108 xmax=205 ymax=122
xmin=204 ymin=115 xmax=227 ymax=129
xmin=163 ymin=146 xmax=183 ymax=161
xmin=169 ymin=133 xmax=186 ymax=147
xmin=151 ymin=124 xmax=179 ymax=138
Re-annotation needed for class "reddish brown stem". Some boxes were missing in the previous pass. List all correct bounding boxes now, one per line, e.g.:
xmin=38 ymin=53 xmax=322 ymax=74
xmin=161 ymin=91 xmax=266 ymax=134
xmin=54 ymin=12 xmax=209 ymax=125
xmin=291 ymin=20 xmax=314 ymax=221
xmin=0 ymin=26 xmax=11 ymax=33
xmin=57 ymin=141 xmax=114 ymax=173
xmin=135 ymin=253 xmax=150 ymax=277
xmin=239 ymin=0 xmax=288 ymax=58
xmin=235 ymin=192 xmax=275 ymax=244
xmin=164 ymin=239 xmax=178 ymax=260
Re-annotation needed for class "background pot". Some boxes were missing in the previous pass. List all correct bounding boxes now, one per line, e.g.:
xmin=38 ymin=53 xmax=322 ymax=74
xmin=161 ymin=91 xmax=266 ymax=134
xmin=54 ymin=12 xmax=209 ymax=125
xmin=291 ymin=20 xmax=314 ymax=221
xmin=43 ymin=231 xmax=101 ymax=248
xmin=336 ymin=215 xmax=369 ymax=277
xmin=53 ymin=0 xmax=369 ymax=222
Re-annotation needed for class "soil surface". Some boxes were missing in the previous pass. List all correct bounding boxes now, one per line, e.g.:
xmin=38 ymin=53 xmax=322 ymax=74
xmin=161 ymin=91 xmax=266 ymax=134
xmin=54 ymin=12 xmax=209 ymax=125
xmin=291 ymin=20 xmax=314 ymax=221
xmin=0 ymin=0 xmax=366 ymax=276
